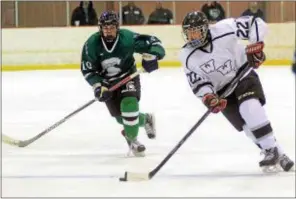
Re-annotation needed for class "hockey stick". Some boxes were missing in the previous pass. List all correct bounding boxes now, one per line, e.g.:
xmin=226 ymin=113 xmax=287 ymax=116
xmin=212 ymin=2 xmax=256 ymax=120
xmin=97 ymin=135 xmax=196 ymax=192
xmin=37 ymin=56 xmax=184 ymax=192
xmin=120 ymin=65 xmax=254 ymax=181
xmin=2 ymin=68 xmax=145 ymax=148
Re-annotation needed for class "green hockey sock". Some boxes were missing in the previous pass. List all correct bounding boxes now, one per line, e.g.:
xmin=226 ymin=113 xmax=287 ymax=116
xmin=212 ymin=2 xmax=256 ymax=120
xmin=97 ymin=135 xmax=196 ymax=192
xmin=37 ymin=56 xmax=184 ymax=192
xmin=115 ymin=113 xmax=145 ymax=127
xmin=121 ymin=97 xmax=139 ymax=141
xmin=139 ymin=113 xmax=146 ymax=127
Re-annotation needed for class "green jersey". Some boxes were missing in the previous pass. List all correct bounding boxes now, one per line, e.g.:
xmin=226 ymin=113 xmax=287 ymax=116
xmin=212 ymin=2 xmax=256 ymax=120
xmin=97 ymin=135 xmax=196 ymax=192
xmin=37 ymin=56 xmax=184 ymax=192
xmin=81 ymin=29 xmax=165 ymax=87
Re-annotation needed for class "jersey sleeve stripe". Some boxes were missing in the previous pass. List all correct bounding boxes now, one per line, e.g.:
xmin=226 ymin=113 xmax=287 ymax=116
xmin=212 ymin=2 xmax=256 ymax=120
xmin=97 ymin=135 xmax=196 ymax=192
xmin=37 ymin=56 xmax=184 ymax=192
xmin=193 ymin=82 xmax=214 ymax=95
xmin=255 ymin=20 xmax=259 ymax=42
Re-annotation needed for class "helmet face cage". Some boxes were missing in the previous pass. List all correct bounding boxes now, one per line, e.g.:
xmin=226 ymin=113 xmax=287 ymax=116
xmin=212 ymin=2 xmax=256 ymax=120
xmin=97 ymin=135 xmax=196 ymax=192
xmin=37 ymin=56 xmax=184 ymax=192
xmin=99 ymin=11 xmax=119 ymax=42
xmin=182 ymin=12 xmax=209 ymax=48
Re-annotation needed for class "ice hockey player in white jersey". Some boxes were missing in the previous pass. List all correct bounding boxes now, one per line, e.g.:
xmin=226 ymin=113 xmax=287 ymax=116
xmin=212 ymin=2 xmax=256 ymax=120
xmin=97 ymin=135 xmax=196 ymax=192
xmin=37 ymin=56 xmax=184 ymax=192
xmin=179 ymin=11 xmax=294 ymax=172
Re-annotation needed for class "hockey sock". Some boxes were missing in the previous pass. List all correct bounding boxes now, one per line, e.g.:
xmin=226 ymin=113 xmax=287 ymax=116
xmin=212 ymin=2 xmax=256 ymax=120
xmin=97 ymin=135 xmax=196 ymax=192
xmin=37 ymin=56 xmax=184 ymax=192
xmin=239 ymin=99 xmax=278 ymax=150
xmin=121 ymin=97 xmax=140 ymax=141
xmin=139 ymin=113 xmax=146 ymax=127
xmin=115 ymin=113 xmax=146 ymax=126
xmin=243 ymin=124 xmax=285 ymax=155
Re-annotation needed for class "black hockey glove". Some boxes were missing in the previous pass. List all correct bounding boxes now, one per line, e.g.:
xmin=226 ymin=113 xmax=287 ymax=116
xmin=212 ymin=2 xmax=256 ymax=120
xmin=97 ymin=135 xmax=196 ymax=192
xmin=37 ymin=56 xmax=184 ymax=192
xmin=94 ymin=85 xmax=112 ymax=102
xmin=142 ymin=53 xmax=159 ymax=73
xmin=246 ymin=42 xmax=265 ymax=69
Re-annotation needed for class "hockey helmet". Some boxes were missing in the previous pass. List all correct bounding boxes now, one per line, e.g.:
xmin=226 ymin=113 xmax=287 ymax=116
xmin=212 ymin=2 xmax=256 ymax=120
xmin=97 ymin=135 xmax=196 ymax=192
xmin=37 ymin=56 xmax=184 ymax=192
xmin=182 ymin=11 xmax=209 ymax=48
xmin=99 ymin=11 xmax=119 ymax=42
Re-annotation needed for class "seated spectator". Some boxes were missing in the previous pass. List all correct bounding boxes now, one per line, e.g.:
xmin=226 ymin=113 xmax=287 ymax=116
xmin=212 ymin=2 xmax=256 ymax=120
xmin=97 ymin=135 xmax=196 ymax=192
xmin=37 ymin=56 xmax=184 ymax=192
xmin=241 ymin=2 xmax=265 ymax=21
xmin=122 ymin=1 xmax=145 ymax=25
xmin=71 ymin=1 xmax=98 ymax=26
xmin=148 ymin=2 xmax=173 ymax=24
xmin=201 ymin=1 xmax=225 ymax=23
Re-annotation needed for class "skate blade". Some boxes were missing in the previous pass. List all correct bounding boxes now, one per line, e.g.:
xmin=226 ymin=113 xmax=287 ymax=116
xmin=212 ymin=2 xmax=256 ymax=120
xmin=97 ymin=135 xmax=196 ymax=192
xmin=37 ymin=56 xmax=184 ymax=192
xmin=125 ymin=149 xmax=146 ymax=158
xmin=261 ymin=164 xmax=281 ymax=173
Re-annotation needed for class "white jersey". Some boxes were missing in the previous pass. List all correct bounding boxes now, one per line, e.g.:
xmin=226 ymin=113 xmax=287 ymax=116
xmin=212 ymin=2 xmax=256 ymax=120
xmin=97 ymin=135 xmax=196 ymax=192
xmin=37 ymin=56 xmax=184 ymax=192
xmin=179 ymin=16 xmax=268 ymax=98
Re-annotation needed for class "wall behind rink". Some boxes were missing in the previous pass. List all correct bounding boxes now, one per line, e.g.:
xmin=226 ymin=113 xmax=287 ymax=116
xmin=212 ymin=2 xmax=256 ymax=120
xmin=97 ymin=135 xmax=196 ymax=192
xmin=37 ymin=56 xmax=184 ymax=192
xmin=2 ymin=23 xmax=295 ymax=71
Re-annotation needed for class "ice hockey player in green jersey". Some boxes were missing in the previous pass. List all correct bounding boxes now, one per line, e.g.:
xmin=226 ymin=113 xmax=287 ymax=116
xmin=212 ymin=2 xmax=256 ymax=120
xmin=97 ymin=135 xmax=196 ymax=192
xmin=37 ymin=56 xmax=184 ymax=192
xmin=80 ymin=11 xmax=165 ymax=157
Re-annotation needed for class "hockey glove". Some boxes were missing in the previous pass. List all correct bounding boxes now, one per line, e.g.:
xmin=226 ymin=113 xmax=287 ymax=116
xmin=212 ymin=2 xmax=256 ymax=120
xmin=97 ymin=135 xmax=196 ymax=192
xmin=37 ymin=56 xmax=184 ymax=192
xmin=246 ymin=42 xmax=266 ymax=69
xmin=142 ymin=53 xmax=159 ymax=73
xmin=94 ymin=85 xmax=112 ymax=102
xmin=202 ymin=93 xmax=227 ymax=114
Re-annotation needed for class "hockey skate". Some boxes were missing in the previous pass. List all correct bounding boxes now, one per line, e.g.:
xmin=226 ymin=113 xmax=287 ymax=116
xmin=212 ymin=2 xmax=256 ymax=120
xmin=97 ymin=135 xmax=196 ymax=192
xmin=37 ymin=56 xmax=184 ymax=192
xmin=279 ymin=154 xmax=294 ymax=172
xmin=121 ymin=130 xmax=146 ymax=157
xmin=144 ymin=113 xmax=156 ymax=139
xmin=259 ymin=147 xmax=280 ymax=172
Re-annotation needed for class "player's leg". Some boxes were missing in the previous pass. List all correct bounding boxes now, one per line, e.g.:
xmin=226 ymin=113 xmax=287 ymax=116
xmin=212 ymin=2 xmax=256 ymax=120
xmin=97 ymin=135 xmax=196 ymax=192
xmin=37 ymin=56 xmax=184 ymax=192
xmin=104 ymin=89 xmax=144 ymax=157
xmin=243 ymin=125 xmax=294 ymax=171
xmin=235 ymin=70 xmax=294 ymax=171
xmin=116 ymin=76 xmax=156 ymax=139
xmin=119 ymin=77 xmax=148 ymax=156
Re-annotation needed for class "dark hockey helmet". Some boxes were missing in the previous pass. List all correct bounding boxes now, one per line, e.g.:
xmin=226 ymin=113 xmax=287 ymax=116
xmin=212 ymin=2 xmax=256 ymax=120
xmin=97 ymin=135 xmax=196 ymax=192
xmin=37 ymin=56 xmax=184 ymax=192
xmin=182 ymin=11 xmax=209 ymax=48
xmin=99 ymin=11 xmax=119 ymax=42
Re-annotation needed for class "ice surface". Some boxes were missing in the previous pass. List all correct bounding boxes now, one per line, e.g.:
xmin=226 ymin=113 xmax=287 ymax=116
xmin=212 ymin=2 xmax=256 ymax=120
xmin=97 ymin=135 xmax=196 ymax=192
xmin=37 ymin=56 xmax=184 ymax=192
xmin=2 ymin=67 xmax=295 ymax=197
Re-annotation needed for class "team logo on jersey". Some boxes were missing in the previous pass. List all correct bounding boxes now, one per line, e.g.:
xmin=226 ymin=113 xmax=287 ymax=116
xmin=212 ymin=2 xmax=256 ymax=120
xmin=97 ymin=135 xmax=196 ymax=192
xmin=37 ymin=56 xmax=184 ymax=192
xmin=122 ymin=81 xmax=136 ymax=93
xmin=101 ymin=57 xmax=122 ymax=77
xmin=200 ymin=59 xmax=234 ymax=76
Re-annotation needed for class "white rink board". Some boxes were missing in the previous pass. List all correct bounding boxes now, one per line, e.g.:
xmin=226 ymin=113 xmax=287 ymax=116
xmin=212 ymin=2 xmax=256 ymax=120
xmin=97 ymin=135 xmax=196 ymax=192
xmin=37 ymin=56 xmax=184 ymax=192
xmin=2 ymin=67 xmax=295 ymax=197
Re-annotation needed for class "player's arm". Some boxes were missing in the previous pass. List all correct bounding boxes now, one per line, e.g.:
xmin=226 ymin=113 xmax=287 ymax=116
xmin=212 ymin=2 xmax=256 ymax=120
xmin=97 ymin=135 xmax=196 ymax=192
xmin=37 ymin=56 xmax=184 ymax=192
xmin=133 ymin=33 xmax=166 ymax=73
xmin=180 ymin=47 xmax=226 ymax=114
xmin=234 ymin=16 xmax=268 ymax=68
xmin=185 ymin=68 xmax=226 ymax=113
xmin=81 ymin=42 xmax=112 ymax=102
xmin=81 ymin=42 xmax=102 ymax=87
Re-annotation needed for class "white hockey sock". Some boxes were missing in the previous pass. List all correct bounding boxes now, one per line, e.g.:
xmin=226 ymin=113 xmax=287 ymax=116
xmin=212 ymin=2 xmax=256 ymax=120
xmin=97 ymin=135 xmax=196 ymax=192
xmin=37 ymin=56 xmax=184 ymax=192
xmin=239 ymin=99 xmax=277 ymax=150
xmin=243 ymin=124 xmax=285 ymax=155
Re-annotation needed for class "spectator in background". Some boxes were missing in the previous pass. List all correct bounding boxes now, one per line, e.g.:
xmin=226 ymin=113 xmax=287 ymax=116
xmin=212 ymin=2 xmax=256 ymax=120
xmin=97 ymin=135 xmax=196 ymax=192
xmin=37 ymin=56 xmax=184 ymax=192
xmin=201 ymin=1 xmax=225 ymax=23
xmin=71 ymin=1 xmax=98 ymax=26
xmin=147 ymin=2 xmax=173 ymax=24
xmin=122 ymin=1 xmax=145 ymax=25
xmin=241 ymin=2 xmax=265 ymax=21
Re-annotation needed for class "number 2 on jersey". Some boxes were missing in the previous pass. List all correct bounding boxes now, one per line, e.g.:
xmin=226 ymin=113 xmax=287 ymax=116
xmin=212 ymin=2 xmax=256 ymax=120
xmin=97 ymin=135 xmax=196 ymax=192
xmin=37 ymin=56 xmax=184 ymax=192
xmin=186 ymin=71 xmax=201 ymax=85
xmin=236 ymin=21 xmax=249 ymax=39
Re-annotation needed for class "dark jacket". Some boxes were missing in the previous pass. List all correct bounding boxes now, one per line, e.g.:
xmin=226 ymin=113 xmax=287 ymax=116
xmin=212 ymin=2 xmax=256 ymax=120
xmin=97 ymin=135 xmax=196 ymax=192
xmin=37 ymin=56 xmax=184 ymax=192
xmin=241 ymin=9 xmax=265 ymax=21
xmin=122 ymin=5 xmax=145 ymax=25
xmin=71 ymin=1 xmax=98 ymax=26
xmin=148 ymin=8 xmax=173 ymax=24
xmin=201 ymin=2 xmax=225 ymax=22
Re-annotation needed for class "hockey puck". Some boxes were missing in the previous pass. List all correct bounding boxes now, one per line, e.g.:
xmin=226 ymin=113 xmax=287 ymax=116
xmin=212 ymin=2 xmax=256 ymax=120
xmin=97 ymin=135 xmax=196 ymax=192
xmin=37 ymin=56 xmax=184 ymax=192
xmin=119 ymin=171 xmax=128 ymax=182
xmin=119 ymin=177 xmax=127 ymax=182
